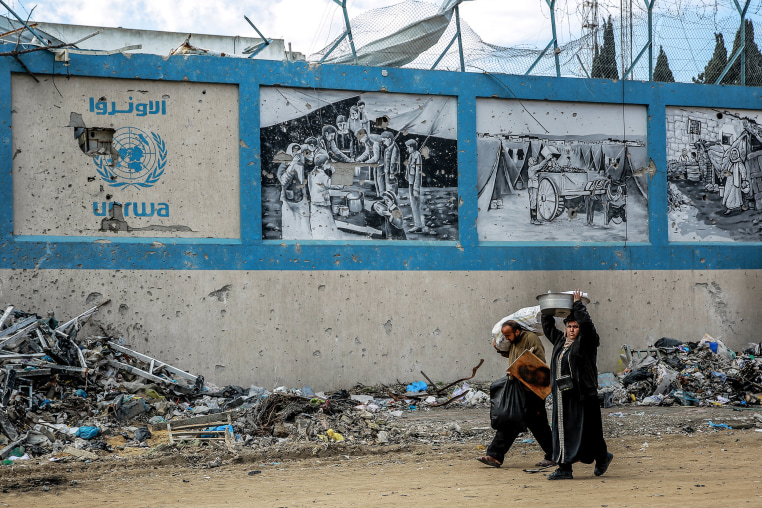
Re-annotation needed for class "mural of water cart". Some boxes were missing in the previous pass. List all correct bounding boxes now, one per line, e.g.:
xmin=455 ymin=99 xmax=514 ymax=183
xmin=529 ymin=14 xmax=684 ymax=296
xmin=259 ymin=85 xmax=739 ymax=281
xmin=259 ymin=87 xmax=458 ymax=241
xmin=666 ymin=107 xmax=762 ymax=242
xmin=476 ymin=99 xmax=649 ymax=243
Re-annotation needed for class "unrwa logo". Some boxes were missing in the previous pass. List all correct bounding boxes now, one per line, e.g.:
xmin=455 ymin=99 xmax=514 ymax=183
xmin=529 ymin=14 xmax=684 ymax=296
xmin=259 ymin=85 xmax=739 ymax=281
xmin=94 ymin=127 xmax=166 ymax=189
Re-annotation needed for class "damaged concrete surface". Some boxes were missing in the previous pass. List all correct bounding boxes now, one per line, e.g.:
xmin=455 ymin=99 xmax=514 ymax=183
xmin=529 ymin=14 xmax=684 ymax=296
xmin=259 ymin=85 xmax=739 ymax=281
xmin=0 ymin=268 xmax=758 ymax=389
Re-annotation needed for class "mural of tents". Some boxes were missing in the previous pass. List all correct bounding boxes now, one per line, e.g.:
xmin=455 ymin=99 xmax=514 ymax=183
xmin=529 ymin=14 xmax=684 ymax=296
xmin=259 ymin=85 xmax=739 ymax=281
xmin=477 ymin=137 xmax=523 ymax=212
xmin=606 ymin=145 xmax=647 ymax=199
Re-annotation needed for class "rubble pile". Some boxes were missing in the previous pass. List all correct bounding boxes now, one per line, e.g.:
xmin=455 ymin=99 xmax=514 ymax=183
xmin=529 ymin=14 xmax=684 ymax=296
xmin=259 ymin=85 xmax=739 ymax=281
xmin=0 ymin=303 xmax=490 ymax=464
xmin=602 ymin=334 xmax=762 ymax=407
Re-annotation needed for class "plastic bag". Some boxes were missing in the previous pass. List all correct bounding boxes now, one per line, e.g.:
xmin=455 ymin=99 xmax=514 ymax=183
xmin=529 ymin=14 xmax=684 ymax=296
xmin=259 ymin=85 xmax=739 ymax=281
xmin=491 ymin=306 xmax=543 ymax=339
xmin=133 ymin=426 xmax=152 ymax=442
xmin=489 ymin=376 xmax=526 ymax=431
xmin=491 ymin=306 xmax=565 ymax=343
xmin=699 ymin=334 xmax=735 ymax=360
xmin=406 ymin=381 xmax=428 ymax=393
xmin=75 ymin=426 xmax=99 ymax=440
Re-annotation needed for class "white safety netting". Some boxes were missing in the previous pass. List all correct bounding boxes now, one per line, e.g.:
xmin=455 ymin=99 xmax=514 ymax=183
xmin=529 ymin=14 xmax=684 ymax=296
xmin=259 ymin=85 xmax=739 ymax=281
xmin=310 ymin=0 xmax=762 ymax=84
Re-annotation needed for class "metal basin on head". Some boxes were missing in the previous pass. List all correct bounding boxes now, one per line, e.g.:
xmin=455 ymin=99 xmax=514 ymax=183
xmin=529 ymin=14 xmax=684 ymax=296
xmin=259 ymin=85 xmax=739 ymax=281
xmin=536 ymin=292 xmax=590 ymax=317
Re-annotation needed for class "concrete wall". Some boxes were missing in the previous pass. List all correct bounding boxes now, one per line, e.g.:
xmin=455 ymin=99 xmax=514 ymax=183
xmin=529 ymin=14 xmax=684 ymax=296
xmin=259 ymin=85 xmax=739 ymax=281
xmin=0 ymin=47 xmax=760 ymax=391
xmin=0 ymin=269 xmax=756 ymax=391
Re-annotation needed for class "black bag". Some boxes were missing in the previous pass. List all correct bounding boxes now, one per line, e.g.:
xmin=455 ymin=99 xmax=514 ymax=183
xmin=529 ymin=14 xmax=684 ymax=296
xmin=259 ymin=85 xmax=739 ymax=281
xmin=490 ymin=376 xmax=527 ymax=431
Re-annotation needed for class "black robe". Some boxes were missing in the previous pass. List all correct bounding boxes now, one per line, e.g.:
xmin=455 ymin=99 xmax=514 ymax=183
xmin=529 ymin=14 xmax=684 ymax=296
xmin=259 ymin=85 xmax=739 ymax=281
xmin=542 ymin=301 xmax=608 ymax=466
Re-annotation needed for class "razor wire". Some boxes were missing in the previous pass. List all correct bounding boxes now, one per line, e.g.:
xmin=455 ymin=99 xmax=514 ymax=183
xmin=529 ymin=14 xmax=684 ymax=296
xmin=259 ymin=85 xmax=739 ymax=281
xmin=309 ymin=0 xmax=762 ymax=85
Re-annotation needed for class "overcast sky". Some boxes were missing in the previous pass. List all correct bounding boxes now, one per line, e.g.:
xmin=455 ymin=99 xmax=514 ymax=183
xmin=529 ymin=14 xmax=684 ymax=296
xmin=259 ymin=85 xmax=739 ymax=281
xmin=4 ymin=0 xmax=748 ymax=67
xmin=5 ymin=0 xmax=579 ymax=55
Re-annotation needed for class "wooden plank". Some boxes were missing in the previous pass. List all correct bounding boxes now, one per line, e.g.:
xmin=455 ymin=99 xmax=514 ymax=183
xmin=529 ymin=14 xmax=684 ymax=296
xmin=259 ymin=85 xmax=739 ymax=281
xmin=170 ymin=430 xmax=228 ymax=434
xmin=62 ymin=445 xmax=97 ymax=459
xmin=168 ymin=422 xmax=230 ymax=430
xmin=169 ymin=411 xmax=237 ymax=427
xmin=170 ymin=437 xmax=227 ymax=441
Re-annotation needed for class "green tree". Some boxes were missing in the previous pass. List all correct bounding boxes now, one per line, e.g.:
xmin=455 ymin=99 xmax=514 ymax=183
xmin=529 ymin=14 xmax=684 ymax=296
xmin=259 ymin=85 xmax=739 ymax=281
xmin=591 ymin=16 xmax=618 ymax=80
xmin=693 ymin=33 xmax=727 ymax=84
xmin=601 ymin=16 xmax=619 ymax=80
xmin=653 ymin=46 xmax=675 ymax=82
xmin=590 ymin=42 xmax=602 ymax=78
xmin=726 ymin=19 xmax=762 ymax=86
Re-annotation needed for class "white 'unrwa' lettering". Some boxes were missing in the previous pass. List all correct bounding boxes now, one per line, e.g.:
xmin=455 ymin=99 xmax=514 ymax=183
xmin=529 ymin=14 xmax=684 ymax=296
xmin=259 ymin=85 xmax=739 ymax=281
xmin=93 ymin=202 xmax=169 ymax=217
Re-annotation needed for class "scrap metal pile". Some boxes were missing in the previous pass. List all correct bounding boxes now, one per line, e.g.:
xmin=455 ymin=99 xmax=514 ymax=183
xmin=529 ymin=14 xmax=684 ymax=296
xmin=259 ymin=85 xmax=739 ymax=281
xmin=0 ymin=305 xmax=489 ymax=463
xmin=602 ymin=335 xmax=762 ymax=407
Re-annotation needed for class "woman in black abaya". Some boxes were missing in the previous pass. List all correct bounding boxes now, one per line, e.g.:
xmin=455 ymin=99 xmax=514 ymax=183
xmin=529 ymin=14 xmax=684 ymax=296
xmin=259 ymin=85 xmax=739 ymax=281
xmin=541 ymin=290 xmax=613 ymax=480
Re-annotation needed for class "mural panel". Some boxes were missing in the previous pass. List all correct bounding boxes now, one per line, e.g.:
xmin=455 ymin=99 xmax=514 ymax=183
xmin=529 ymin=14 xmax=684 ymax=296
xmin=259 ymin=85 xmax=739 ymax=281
xmin=260 ymin=87 xmax=458 ymax=241
xmin=666 ymin=107 xmax=762 ymax=242
xmin=476 ymin=99 xmax=648 ymax=242
xmin=11 ymin=75 xmax=240 ymax=238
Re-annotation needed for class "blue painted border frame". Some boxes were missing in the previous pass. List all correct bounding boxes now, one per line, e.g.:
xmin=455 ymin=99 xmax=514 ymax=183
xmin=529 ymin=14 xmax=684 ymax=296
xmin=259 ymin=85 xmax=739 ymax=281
xmin=0 ymin=47 xmax=760 ymax=271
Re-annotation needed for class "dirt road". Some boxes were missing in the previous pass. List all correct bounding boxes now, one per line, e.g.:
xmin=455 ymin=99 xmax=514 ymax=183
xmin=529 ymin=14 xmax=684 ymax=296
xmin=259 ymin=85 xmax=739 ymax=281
xmin=2 ymin=406 xmax=762 ymax=507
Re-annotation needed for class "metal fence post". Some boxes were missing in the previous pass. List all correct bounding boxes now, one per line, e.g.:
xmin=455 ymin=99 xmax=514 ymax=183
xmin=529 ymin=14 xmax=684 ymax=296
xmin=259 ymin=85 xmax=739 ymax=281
xmin=549 ymin=0 xmax=561 ymax=77
xmin=455 ymin=5 xmax=465 ymax=72
xmin=526 ymin=0 xmax=559 ymax=76
xmin=0 ymin=0 xmax=50 ymax=47
xmin=623 ymin=0 xmax=655 ymax=80
xmin=320 ymin=0 xmax=358 ymax=64
xmin=647 ymin=0 xmax=654 ymax=81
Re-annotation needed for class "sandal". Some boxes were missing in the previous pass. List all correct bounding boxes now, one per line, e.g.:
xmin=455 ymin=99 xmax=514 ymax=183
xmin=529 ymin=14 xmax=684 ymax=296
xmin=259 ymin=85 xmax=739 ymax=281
xmin=535 ymin=459 xmax=556 ymax=468
xmin=476 ymin=455 xmax=502 ymax=468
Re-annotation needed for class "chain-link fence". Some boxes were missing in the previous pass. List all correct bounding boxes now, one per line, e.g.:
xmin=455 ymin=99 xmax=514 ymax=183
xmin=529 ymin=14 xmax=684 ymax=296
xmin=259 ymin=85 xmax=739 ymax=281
xmin=310 ymin=0 xmax=762 ymax=86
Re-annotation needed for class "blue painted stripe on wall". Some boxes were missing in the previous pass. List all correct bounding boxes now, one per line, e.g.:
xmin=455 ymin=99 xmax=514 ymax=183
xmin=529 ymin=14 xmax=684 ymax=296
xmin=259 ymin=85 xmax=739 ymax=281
xmin=1 ymin=47 xmax=760 ymax=271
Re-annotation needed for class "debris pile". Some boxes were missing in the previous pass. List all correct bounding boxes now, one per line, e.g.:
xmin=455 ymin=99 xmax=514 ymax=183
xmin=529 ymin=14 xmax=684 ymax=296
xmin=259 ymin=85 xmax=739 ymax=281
xmin=601 ymin=335 xmax=762 ymax=408
xmin=0 ymin=305 xmax=491 ymax=463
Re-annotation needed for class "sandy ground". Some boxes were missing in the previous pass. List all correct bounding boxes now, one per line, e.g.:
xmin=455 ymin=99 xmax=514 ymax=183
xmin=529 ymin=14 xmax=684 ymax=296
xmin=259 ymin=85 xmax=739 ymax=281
xmin=2 ymin=406 xmax=762 ymax=507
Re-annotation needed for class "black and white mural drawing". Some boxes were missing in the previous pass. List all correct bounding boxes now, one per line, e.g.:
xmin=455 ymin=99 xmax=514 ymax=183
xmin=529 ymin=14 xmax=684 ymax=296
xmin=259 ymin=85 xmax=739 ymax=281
xmin=260 ymin=87 xmax=458 ymax=241
xmin=476 ymin=99 xmax=649 ymax=242
xmin=667 ymin=107 xmax=762 ymax=242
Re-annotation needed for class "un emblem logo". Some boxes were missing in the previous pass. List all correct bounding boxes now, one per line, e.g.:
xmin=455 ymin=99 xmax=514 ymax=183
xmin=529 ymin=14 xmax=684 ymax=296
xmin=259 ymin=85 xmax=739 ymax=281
xmin=94 ymin=127 xmax=167 ymax=189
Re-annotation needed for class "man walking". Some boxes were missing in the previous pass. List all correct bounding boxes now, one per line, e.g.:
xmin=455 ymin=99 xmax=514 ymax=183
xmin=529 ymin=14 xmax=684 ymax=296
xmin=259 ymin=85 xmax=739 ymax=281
xmin=477 ymin=320 xmax=555 ymax=469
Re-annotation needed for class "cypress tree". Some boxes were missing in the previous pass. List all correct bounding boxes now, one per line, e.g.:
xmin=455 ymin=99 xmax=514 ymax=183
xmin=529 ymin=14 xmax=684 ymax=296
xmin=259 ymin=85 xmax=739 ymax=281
xmin=653 ymin=46 xmax=675 ymax=82
xmin=726 ymin=20 xmax=762 ymax=86
xmin=693 ymin=33 xmax=727 ymax=84
xmin=747 ymin=21 xmax=762 ymax=86
xmin=591 ymin=42 xmax=602 ymax=78
xmin=601 ymin=16 xmax=619 ymax=80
